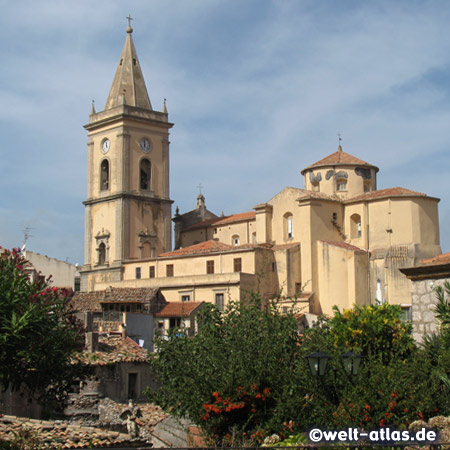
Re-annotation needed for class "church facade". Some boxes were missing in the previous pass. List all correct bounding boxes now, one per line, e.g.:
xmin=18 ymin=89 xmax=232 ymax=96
xmin=80 ymin=25 xmax=442 ymax=317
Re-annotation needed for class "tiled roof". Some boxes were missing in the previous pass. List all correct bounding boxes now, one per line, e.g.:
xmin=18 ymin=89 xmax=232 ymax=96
xmin=420 ymin=252 xmax=450 ymax=266
xmin=346 ymin=187 xmax=431 ymax=203
xmin=320 ymin=240 xmax=368 ymax=252
xmin=0 ymin=414 xmax=131 ymax=448
xmin=70 ymin=291 xmax=103 ymax=312
xmin=182 ymin=211 xmax=256 ymax=232
xmin=154 ymin=301 xmax=204 ymax=318
xmin=75 ymin=334 xmax=149 ymax=365
xmin=183 ymin=216 xmax=225 ymax=231
xmin=160 ymin=240 xmax=233 ymax=257
xmin=70 ymin=287 xmax=160 ymax=311
xmin=159 ymin=240 xmax=262 ymax=258
xmin=213 ymin=211 xmax=256 ymax=225
xmin=302 ymin=146 xmax=378 ymax=174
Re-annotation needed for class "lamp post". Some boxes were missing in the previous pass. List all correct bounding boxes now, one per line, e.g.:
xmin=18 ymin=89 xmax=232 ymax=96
xmin=306 ymin=351 xmax=332 ymax=378
xmin=340 ymin=351 xmax=362 ymax=377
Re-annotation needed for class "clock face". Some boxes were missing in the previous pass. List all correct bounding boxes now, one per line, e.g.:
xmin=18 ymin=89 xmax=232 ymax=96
xmin=102 ymin=139 xmax=110 ymax=154
xmin=140 ymin=138 xmax=151 ymax=153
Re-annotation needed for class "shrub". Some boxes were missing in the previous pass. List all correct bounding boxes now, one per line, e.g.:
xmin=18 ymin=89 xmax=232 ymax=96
xmin=147 ymin=293 xmax=300 ymax=445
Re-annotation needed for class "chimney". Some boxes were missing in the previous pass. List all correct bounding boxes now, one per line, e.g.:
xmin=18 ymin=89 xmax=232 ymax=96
xmin=86 ymin=331 xmax=99 ymax=352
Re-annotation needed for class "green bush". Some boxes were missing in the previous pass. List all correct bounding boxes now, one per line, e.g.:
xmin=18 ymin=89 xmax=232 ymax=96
xmin=147 ymin=294 xmax=300 ymax=445
xmin=328 ymin=304 xmax=414 ymax=362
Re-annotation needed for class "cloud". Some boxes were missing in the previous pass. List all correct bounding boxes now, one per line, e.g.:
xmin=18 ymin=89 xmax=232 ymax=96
xmin=2 ymin=0 xmax=450 ymax=264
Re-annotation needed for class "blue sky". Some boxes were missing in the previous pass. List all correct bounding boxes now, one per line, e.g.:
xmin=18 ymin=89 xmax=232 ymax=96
xmin=1 ymin=0 xmax=450 ymax=265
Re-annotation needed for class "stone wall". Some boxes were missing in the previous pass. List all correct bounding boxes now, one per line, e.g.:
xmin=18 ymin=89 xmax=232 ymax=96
xmin=411 ymin=277 xmax=449 ymax=344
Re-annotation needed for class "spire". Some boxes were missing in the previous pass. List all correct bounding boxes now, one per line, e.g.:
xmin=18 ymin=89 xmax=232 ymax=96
xmin=90 ymin=100 xmax=96 ymax=115
xmin=105 ymin=20 xmax=152 ymax=111
xmin=163 ymin=98 xmax=168 ymax=114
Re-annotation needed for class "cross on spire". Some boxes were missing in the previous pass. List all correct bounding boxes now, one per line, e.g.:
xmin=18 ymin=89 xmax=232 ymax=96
xmin=126 ymin=14 xmax=133 ymax=27
xmin=338 ymin=132 xmax=342 ymax=145
xmin=197 ymin=183 xmax=204 ymax=195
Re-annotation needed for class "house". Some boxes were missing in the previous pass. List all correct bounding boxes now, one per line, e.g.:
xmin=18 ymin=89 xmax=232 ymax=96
xmin=400 ymin=252 xmax=450 ymax=343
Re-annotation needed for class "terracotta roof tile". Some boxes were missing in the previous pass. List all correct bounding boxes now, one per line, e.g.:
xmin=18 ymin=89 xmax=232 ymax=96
xmin=213 ymin=211 xmax=256 ymax=225
xmin=346 ymin=187 xmax=431 ymax=203
xmin=70 ymin=291 xmax=103 ymax=312
xmin=160 ymin=240 xmax=233 ymax=257
xmin=0 ymin=415 xmax=133 ymax=448
xmin=70 ymin=287 xmax=160 ymax=311
xmin=154 ymin=301 xmax=204 ymax=318
xmin=183 ymin=216 xmax=224 ymax=231
xmin=420 ymin=252 xmax=450 ymax=266
xmin=302 ymin=146 xmax=378 ymax=174
xmin=75 ymin=334 xmax=148 ymax=365
xmin=320 ymin=240 xmax=368 ymax=252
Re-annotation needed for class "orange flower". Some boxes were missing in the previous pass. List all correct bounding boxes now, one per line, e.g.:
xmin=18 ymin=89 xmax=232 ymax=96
xmin=365 ymin=404 xmax=371 ymax=410
xmin=212 ymin=392 xmax=220 ymax=398
xmin=391 ymin=392 xmax=398 ymax=399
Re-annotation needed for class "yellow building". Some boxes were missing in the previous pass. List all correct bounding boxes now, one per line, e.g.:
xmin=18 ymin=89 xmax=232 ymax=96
xmin=80 ymin=25 xmax=442 ymax=318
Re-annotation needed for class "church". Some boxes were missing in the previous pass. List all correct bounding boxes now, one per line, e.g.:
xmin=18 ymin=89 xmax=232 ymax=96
xmin=77 ymin=24 xmax=442 ymax=322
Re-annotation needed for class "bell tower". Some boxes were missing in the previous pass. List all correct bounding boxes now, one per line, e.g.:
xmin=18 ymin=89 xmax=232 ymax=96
xmin=80 ymin=22 xmax=173 ymax=291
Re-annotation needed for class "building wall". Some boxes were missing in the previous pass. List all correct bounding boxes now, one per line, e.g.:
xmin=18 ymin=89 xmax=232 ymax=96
xmin=214 ymin=220 xmax=256 ymax=245
xmin=303 ymin=165 xmax=377 ymax=199
xmin=316 ymin=241 xmax=369 ymax=315
xmin=24 ymin=251 xmax=79 ymax=289
xmin=410 ymin=278 xmax=446 ymax=344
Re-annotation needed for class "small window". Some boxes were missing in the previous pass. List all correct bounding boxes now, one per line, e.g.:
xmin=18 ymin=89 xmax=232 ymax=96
xmin=232 ymin=235 xmax=240 ymax=246
xmin=135 ymin=267 xmax=141 ymax=279
xmin=272 ymin=262 xmax=276 ymax=272
xmin=364 ymin=181 xmax=371 ymax=193
xmin=207 ymin=260 xmax=215 ymax=274
xmin=312 ymin=182 xmax=320 ymax=192
xmin=214 ymin=228 xmax=218 ymax=234
xmin=350 ymin=214 xmax=362 ymax=239
xmin=215 ymin=293 xmax=225 ymax=312
xmin=149 ymin=266 xmax=155 ymax=278
xmin=282 ymin=306 xmax=289 ymax=314
xmin=181 ymin=295 xmax=190 ymax=302
xmin=98 ymin=242 xmax=106 ymax=265
xmin=128 ymin=373 xmax=138 ymax=400
xmin=166 ymin=264 xmax=174 ymax=277
xmin=284 ymin=213 xmax=293 ymax=240
xmin=336 ymin=180 xmax=347 ymax=191
xmin=400 ymin=305 xmax=411 ymax=322
xmin=100 ymin=159 xmax=109 ymax=191
xmin=233 ymin=258 xmax=242 ymax=273
xmin=140 ymin=159 xmax=151 ymax=190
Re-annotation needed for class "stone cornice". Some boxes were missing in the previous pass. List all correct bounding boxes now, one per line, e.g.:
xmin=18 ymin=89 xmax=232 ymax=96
xmin=83 ymin=192 xmax=174 ymax=206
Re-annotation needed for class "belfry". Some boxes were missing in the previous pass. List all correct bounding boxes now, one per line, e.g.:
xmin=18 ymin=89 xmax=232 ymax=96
xmin=80 ymin=23 xmax=173 ymax=292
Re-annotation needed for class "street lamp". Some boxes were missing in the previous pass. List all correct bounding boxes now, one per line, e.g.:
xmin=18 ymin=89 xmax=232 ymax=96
xmin=306 ymin=351 xmax=331 ymax=377
xmin=340 ymin=351 xmax=361 ymax=377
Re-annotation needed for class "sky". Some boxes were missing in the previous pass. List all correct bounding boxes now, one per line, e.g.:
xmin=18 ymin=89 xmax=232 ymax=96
xmin=1 ymin=0 xmax=450 ymax=265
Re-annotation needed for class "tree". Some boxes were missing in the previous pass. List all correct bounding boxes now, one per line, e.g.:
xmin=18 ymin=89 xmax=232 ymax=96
xmin=147 ymin=293 xmax=300 ymax=445
xmin=0 ymin=247 xmax=85 ymax=406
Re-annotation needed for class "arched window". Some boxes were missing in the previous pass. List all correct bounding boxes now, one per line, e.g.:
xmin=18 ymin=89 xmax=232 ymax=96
xmin=350 ymin=214 xmax=362 ymax=238
xmin=232 ymin=235 xmax=240 ymax=246
xmin=100 ymin=159 xmax=109 ymax=190
xmin=284 ymin=213 xmax=293 ymax=240
xmin=98 ymin=242 xmax=106 ymax=265
xmin=140 ymin=159 xmax=151 ymax=190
